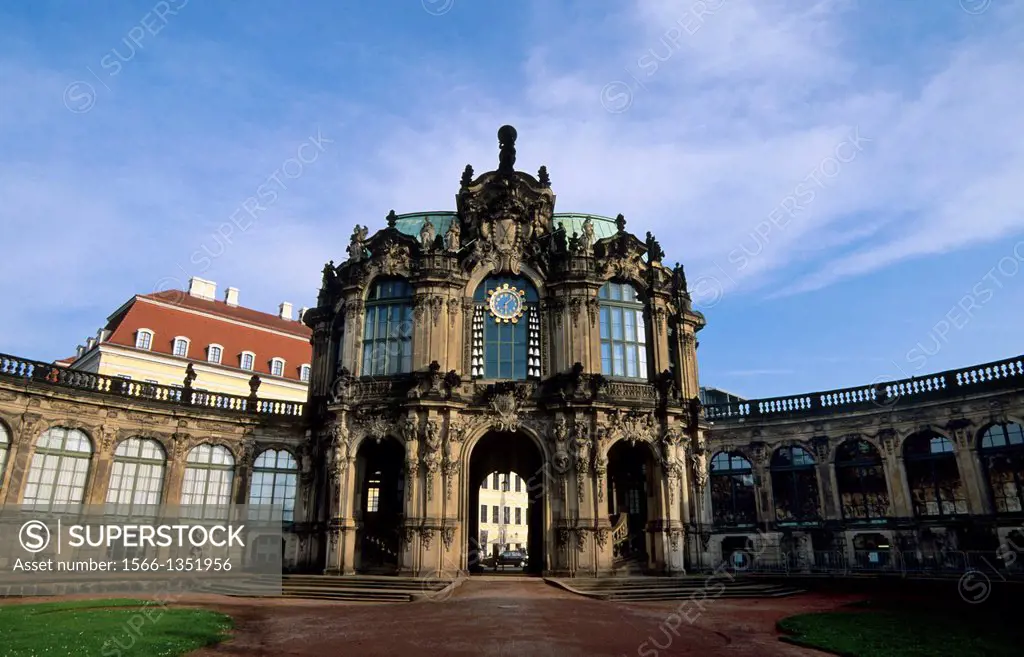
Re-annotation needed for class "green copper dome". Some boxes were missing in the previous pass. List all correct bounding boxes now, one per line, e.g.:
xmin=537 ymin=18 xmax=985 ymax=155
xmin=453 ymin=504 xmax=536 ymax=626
xmin=392 ymin=212 xmax=619 ymax=240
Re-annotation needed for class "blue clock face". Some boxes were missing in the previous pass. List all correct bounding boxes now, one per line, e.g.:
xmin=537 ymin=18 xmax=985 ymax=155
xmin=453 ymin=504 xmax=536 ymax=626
xmin=489 ymin=288 xmax=524 ymax=322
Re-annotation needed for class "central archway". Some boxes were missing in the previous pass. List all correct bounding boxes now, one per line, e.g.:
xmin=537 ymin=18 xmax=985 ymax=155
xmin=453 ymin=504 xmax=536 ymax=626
xmin=466 ymin=430 xmax=546 ymax=574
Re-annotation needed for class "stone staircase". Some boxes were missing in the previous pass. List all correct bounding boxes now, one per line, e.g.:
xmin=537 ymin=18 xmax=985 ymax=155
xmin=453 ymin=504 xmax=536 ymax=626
xmin=548 ymin=575 xmax=804 ymax=602
xmin=274 ymin=575 xmax=457 ymax=602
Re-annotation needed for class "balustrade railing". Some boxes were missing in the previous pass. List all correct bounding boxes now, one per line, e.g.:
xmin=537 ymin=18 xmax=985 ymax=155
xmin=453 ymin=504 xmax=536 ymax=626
xmin=0 ymin=352 xmax=303 ymax=418
xmin=704 ymin=354 xmax=1024 ymax=422
xmin=706 ymin=549 xmax=1024 ymax=579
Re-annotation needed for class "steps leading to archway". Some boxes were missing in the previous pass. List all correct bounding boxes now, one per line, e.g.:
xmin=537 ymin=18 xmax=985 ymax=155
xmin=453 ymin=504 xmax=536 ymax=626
xmin=218 ymin=574 xmax=458 ymax=603
xmin=547 ymin=576 xmax=804 ymax=602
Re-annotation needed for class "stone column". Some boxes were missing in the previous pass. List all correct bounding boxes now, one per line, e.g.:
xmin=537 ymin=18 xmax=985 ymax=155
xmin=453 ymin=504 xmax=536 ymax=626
xmin=649 ymin=297 xmax=671 ymax=376
xmin=0 ymin=414 xmax=44 ymax=504
xmin=950 ymin=422 xmax=990 ymax=515
xmin=810 ymin=437 xmax=840 ymax=520
xmin=84 ymin=428 xmax=117 ymax=506
xmin=343 ymin=300 xmax=365 ymax=375
xmin=880 ymin=431 xmax=913 ymax=518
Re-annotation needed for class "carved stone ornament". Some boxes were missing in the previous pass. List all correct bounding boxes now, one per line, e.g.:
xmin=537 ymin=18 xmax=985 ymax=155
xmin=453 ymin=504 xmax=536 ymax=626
xmin=442 ymin=525 xmax=456 ymax=551
xmin=456 ymin=126 xmax=556 ymax=275
xmin=670 ymin=529 xmax=682 ymax=552
xmin=372 ymin=237 xmax=411 ymax=276
xmin=359 ymin=413 xmax=391 ymax=444
xmin=595 ymin=528 xmax=609 ymax=550
xmin=347 ymin=225 xmax=369 ymax=263
xmin=489 ymin=389 xmax=526 ymax=432
xmin=402 ymin=527 xmax=416 ymax=549
xmin=877 ymin=429 xmax=899 ymax=456
xmin=604 ymin=410 xmax=658 ymax=447
xmin=549 ymin=417 xmax=571 ymax=475
xmin=419 ymin=526 xmax=434 ymax=551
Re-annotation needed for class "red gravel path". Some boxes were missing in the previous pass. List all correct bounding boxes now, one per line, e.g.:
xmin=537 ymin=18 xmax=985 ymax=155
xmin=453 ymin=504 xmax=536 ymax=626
xmin=172 ymin=579 xmax=861 ymax=656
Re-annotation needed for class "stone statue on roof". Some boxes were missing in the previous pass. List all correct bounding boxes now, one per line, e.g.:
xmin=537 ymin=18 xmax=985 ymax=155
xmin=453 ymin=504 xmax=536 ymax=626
xmin=579 ymin=218 xmax=595 ymax=256
xmin=420 ymin=217 xmax=436 ymax=251
xmin=444 ymin=220 xmax=461 ymax=252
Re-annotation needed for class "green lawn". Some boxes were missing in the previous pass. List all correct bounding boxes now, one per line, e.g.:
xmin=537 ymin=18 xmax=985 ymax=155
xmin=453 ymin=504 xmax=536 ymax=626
xmin=778 ymin=602 xmax=1024 ymax=657
xmin=0 ymin=598 xmax=232 ymax=656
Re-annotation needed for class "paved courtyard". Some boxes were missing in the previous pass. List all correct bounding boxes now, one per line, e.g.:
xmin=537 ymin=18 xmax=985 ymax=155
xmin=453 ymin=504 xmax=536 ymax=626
xmin=173 ymin=579 xmax=861 ymax=656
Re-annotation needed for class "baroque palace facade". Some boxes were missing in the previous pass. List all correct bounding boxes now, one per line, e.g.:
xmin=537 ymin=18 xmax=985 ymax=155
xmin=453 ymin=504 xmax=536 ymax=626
xmin=1 ymin=126 xmax=1023 ymax=578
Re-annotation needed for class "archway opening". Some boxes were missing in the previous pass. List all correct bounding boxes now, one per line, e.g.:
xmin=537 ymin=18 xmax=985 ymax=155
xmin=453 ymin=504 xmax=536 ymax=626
xmin=355 ymin=437 xmax=404 ymax=574
xmin=607 ymin=440 xmax=655 ymax=565
xmin=467 ymin=431 xmax=545 ymax=575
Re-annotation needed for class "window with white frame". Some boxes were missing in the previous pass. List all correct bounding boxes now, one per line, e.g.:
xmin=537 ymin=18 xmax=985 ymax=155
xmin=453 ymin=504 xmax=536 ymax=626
xmin=23 ymin=427 xmax=93 ymax=510
xmin=106 ymin=437 xmax=166 ymax=516
xmin=207 ymin=344 xmax=223 ymax=364
xmin=181 ymin=444 xmax=234 ymax=519
xmin=240 ymin=351 xmax=255 ymax=371
xmin=172 ymin=337 xmax=190 ymax=357
xmin=270 ymin=358 xmax=285 ymax=377
xmin=299 ymin=364 xmax=311 ymax=383
xmin=135 ymin=329 xmax=154 ymax=350
xmin=248 ymin=449 xmax=299 ymax=522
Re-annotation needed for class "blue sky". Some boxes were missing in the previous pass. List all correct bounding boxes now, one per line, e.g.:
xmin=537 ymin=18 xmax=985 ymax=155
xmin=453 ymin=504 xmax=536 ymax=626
xmin=2 ymin=0 xmax=1022 ymax=400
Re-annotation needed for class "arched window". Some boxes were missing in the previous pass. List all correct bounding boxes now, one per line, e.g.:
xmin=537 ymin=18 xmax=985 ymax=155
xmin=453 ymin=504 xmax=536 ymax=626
xmin=181 ymin=444 xmax=234 ymax=518
xmin=362 ymin=279 xmax=413 ymax=376
xmin=904 ymin=432 xmax=967 ymax=517
xmin=979 ymin=422 xmax=1024 ymax=513
xmin=240 ymin=351 xmax=255 ymax=371
xmin=471 ymin=276 xmax=540 ymax=380
xmin=106 ymin=438 xmax=166 ymax=515
xmin=598 ymin=282 xmax=649 ymax=380
xmin=771 ymin=446 xmax=820 ymax=524
xmin=0 ymin=422 xmax=9 ymax=488
xmin=299 ymin=364 xmax=311 ymax=383
xmin=249 ymin=449 xmax=299 ymax=522
xmin=207 ymin=344 xmax=223 ymax=364
xmin=172 ymin=337 xmax=190 ymax=358
xmin=135 ymin=329 xmax=154 ymax=350
xmin=270 ymin=357 xmax=285 ymax=377
xmin=710 ymin=452 xmax=757 ymax=527
xmin=835 ymin=439 xmax=889 ymax=522
xmin=24 ymin=427 xmax=93 ymax=509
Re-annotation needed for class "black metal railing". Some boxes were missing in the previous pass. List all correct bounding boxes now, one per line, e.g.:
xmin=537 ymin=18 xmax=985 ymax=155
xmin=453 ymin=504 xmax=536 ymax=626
xmin=705 ymin=355 xmax=1024 ymax=422
xmin=0 ymin=352 xmax=303 ymax=418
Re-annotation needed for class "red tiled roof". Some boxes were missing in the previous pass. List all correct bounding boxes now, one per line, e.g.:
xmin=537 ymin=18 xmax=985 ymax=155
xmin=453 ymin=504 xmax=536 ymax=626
xmin=101 ymin=293 xmax=312 ymax=382
xmin=140 ymin=291 xmax=311 ymax=337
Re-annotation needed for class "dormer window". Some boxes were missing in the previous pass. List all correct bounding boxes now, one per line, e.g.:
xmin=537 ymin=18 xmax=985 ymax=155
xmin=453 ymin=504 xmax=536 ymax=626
xmin=270 ymin=358 xmax=285 ymax=377
xmin=240 ymin=351 xmax=255 ymax=371
xmin=172 ymin=337 xmax=190 ymax=358
xmin=299 ymin=364 xmax=311 ymax=383
xmin=208 ymin=344 xmax=223 ymax=364
xmin=135 ymin=329 xmax=154 ymax=350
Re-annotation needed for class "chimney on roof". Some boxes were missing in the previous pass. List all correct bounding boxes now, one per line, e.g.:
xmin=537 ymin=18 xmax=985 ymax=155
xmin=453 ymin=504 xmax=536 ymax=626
xmin=297 ymin=306 xmax=308 ymax=322
xmin=188 ymin=277 xmax=217 ymax=301
xmin=225 ymin=287 xmax=240 ymax=307
xmin=279 ymin=302 xmax=293 ymax=321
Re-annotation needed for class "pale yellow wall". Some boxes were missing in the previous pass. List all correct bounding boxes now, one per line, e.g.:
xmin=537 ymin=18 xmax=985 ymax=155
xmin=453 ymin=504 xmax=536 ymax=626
xmin=477 ymin=471 xmax=531 ymax=555
xmin=81 ymin=346 xmax=308 ymax=403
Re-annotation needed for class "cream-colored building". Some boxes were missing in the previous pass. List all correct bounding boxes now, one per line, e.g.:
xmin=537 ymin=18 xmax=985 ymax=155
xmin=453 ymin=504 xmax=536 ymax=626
xmin=477 ymin=471 xmax=531 ymax=560
xmin=61 ymin=277 xmax=312 ymax=403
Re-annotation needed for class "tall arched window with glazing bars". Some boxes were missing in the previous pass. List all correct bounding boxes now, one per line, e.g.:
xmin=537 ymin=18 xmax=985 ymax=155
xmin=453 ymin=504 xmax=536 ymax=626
xmin=471 ymin=276 xmax=540 ymax=380
xmin=835 ymin=439 xmax=889 ymax=522
xmin=248 ymin=449 xmax=299 ymax=522
xmin=710 ymin=451 xmax=757 ymax=527
xmin=598 ymin=281 xmax=649 ymax=380
xmin=903 ymin=431 xmax=967 ymax=517
xmin=771 ymin=445 xmax=820 ymax=524
xmin=24 ymin=427 xmax=93 ymax=510
xmin=0 ymin=422 xmax=9 ymax=489
xmin=106 ymin=437 xmax=166 ymax=516
xmin=362 ymin=279 xmax=413 ymax=376
xmin=979 ymin=422 xmax=1024 ymax=513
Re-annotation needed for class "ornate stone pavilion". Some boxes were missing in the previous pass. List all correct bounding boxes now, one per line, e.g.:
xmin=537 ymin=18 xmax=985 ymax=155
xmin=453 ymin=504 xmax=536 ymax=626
xmin=2 ymin=126 xmax=1024 ymax=579
xmin=302 ymin=125 xmax=706 ymax=576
